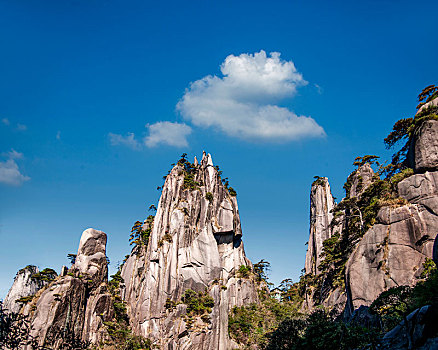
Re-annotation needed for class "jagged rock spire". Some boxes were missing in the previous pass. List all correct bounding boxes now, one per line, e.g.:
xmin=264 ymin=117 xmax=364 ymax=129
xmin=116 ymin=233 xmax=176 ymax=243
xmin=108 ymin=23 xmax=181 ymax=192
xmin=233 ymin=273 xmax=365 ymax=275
xmin=22 ymin=228 xmax=113 ymax=348
xmin=121 ymin=152 xmax=258 ymax=349
xmin=3 ymin=265 xmax=47 ymax=314
xmin=305 ymin=177 xmax=336 ymax=275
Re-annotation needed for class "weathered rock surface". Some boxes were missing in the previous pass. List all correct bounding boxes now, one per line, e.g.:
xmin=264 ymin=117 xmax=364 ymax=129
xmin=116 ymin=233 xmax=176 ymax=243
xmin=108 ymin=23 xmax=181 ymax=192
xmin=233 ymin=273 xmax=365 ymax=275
xmin=408 ymin=120 xmax=438 ymax=173
xmin=3 ymin=265 xmax=47 ymax=314
xmin=121 ymin=152 xmax=258 ymax=349
xmin=305 ymin=177 xmax=336 ymax=275
xmin=345 ymin=203 xmax=437 ymax=310
xmin=349 ymin=163 xmax=375 ymax=198
xmin=345 ymin=145 xmax=438 ymax=311
xmin=25 ymin=228 xmax=113 ymax=348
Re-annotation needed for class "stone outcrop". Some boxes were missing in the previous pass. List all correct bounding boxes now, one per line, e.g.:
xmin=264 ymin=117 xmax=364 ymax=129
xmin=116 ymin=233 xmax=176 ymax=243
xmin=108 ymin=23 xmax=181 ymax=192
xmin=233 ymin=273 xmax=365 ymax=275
xmin=408 ymin=120 xmax=438 ymax=173
xmin=345 ymin=203 xmax=437 ymax=310
xmin=3 ymin=265 xmax=49 ymax=314
xmin=305 ymin=177 xmax=336 ymax=275
xmin=407 ymin=97 xmax=438 ymax=173
xmin=349 ymin=163 xmax=375 ymax=198
xmin=344 ymin=121 xmax=438 ymax=313
xmin=121 ymin=152 xmax=258 ymax=349
xmin=305 ymin=118 xmax=438 ymax=318
xmin=24 ymin=228 xmax=113 ymax=348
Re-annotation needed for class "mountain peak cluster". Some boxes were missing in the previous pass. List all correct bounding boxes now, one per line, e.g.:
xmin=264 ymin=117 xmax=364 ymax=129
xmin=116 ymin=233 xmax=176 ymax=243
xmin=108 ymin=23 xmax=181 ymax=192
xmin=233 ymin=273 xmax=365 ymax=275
xmin=3 ymin=95 xmax=438 ymax=349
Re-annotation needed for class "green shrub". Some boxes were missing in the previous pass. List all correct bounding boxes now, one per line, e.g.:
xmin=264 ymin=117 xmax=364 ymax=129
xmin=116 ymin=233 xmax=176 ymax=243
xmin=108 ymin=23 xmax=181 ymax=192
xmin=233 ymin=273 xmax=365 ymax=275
xmin=31 ymin=268 xmax=57 ymax=282
xmin=206 ymin=192 xmax=214 ymax=202
xmin=228 ymin=187 xmax=237 ymax=196
xmin=16 ymin=296 xmax=34 ymax=304
xmin=238 ymin=265 xmax=251 ymax=278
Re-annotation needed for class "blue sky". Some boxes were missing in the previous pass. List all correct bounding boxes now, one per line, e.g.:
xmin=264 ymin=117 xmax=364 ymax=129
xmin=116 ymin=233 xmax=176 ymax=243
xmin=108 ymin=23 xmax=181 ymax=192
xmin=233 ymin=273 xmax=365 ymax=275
xmin=1 ymin=0 xmax=437 ymax=297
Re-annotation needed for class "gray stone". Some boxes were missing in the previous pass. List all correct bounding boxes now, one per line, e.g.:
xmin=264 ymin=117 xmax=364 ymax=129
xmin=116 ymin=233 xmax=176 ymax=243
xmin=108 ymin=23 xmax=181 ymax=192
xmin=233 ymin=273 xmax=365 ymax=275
xmin=350 ymin=163 xmax=375 ymax=198
xmin=3 ymin=265 xmax=47 ymax=314
xmin=121 ymin=152 xmax=258 ymax=349
xmin=305 ymin=177 xmax=336 ymax=275
xmin=407 ymin=113 xmax=438 ymax=173
xmin=346 ymin=201 xmax=438 ymax=310
xmin=24 ymin=229 xmax=113 ymax=348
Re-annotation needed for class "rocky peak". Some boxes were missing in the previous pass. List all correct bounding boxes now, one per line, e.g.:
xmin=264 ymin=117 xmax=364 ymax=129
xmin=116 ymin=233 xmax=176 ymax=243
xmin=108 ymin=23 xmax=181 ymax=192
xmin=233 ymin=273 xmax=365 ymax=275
xmin=305 ymin=177 xmax=336 ymax=275
xmin=3 ymin=265 xmax=47 ymax=314
xmin=121 ymin=152 xmax=258 ymax=349
xmin=72 ymin=228 xmax=108 ymax=284
xmin=348 ymin=163 xmax=375 ymax=198
xmin=407 ymin=119 xmax=438 ymax=173
xmin=23 ymin=228 xmax=113 ymax=348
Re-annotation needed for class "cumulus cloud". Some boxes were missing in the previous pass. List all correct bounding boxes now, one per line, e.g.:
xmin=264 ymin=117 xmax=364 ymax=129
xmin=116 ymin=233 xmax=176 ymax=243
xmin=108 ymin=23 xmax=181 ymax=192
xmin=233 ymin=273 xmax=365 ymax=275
xmin=177 ymin=50 xmax=325 ymax=141
xmin=144 ymin=122 xmax=191 ymax=148
xmin=108 ymin=132 xmax=141 ymax=150
xmin=0 ymin=150 xmax=30 ymax=186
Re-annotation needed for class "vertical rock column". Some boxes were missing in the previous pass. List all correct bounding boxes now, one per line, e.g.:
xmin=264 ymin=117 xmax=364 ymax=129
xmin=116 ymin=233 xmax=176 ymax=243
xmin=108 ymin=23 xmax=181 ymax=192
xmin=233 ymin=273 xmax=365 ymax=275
xmin=121 ymin=152 xmax=258 ymax=350
xmin=305 ymin=177 xmax=336 ymax=275
xmin=24 ymin=228 xmax=114 ymax=348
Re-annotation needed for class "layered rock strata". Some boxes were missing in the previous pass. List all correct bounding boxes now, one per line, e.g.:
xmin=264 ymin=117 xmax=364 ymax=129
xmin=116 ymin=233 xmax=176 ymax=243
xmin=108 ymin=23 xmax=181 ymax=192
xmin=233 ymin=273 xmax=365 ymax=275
xmin=121 ymin=152 xmax=258 ymax=350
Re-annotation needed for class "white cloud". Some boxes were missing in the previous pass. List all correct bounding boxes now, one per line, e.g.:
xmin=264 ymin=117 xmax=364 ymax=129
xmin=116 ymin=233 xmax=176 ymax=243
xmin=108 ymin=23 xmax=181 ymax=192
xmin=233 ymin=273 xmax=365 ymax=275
xmin=144 ymin=122 xmax=191 ymax=148
xmin=108 ymin=132 xmax=141 ymax=150
xmin=17 ymin=123 xmax=27 ymax=131
xmin=0 ymin=152 xmax=30 ymax=186
xmin=2 ymin=149 xmax=24 ymax=160
xmin=1 ymin=118 xmax=10 ymax=126
xmin=177 ymin=50 xmax=325 ymax=141
xmin=56 ymin=131 xmax=61 ymax=140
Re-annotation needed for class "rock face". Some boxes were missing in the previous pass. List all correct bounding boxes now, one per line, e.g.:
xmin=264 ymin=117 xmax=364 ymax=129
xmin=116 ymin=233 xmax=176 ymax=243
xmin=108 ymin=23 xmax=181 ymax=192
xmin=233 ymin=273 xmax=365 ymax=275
xmin=349 ymin=163 xmax=375 ymax=198
xmin=344 ymin=124 xmax=438 ymax=313
xmin=408 ymin=120 xmax=438 ymax=173
xmin=3 ymin=265 xmax=47 ymax=314
xmin=121 ymin=152 xmax=258 ymax=349
xmin=305 ymin=119 xmax=438 ymax=317
xmin=305 ymin=177 xmax=336 ymax=275
xmin=25 ymin=228 xmax=113 ymax=348
xmin=345 ymin=202 xmax=437 ymax=310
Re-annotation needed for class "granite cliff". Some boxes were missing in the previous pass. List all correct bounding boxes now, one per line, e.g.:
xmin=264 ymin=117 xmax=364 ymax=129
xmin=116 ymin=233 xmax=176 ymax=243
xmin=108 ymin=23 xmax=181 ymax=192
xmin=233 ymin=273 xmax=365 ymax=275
xmin=303 ymin=97 xmax=438 ymax=319
xmin=120 ymin=152 xmax=258 ymax=349
xmin=4 ymin=229 xmax=114 ymax=349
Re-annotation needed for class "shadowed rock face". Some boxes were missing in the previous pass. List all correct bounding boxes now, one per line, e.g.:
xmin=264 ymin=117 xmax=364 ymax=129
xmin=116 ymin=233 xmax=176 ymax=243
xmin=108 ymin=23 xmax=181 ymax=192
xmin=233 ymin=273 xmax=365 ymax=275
xmin=24 ymin=228 xmax=114 ymax=348
xmin=121 ymin=152 xmax=258 ymax=350
xmin=3 ymin=265 xmax=47 ymax=314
